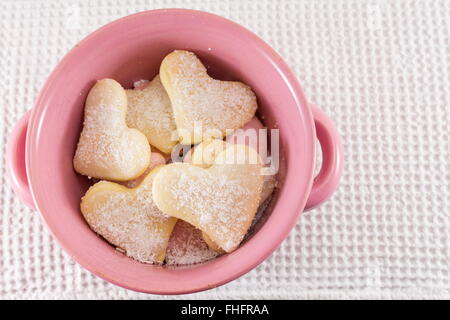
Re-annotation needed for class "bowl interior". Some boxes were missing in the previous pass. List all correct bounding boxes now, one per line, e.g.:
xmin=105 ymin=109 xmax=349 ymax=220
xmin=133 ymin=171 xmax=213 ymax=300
xmin=27 ymin=10 xmax=314 ymax=294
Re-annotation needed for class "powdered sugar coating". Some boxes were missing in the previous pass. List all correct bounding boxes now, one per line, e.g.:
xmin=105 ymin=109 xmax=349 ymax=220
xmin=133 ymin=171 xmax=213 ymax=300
xmin=73 ymin=79 xmax=151 ymax=181
xmin=160 ymin=50 xmax=257 ymax=144
xmin=152 ymin=144 xmax=264 ymax=252
xmin=81 ymin=169 xmax=177 ymax=264
xmin=188 ymin=138 xmax=277 ymax=252
xmin=126 ymin=75 xmax=178 ymax=153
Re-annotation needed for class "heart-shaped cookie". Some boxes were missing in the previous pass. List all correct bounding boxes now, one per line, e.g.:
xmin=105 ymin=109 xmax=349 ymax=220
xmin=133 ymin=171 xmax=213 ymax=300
xmin=126 ymin=75 xmax=178 ymax=154
xmin=152 ymin=144 xmax=264 ymax=252
xmin=187 ymin=138 xmax=277 ymax=252
xmin=160 ymin=50 xmax=257 ymax=145
xmin=73 ymin=79 xmax=151 ymax=181
xmin=80 ymin=167 xmax=177 ymax=263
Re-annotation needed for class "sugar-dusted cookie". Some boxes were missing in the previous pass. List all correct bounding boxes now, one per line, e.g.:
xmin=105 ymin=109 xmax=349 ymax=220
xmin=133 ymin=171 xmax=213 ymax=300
xmin=152 ymin=144 xmax=264 ymax=253
xmin=165 ymin=220 xmax=219 ymax=265
xmin=126 ymin=75 xmax=178 ymax=154
xmin=73 ymin=79 xmax=151 ymax=181
xmin=187 ymin=138 xmax=276 ymax=252
xmin=200 ymin=172 xmax=276 ymax=253
xmin=81 ymin=168 xmax=177 ymax=263
xmin=121 ymin=151 xmax=166 ymax=188
xmin=183 ymin=140 xmax=248 ymax=253
xmin=160 ymin=50 xmax=257 ymax=145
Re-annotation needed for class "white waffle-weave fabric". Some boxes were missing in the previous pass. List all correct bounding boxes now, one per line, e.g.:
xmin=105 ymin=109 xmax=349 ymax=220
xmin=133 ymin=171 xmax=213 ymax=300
xmin=1 ymin=0 xmax=449 ymax=300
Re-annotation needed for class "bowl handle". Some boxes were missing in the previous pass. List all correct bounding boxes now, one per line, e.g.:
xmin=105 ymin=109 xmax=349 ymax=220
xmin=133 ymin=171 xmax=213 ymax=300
xmin=305 ymin=106 xmax=344 ymax=210
xmin=6 ymin=110 xmax=36 ymax=209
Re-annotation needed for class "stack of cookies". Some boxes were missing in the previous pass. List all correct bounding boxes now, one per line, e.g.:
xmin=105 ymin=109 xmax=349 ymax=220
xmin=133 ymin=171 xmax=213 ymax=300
xmin=73 ymin=50 xmax=276 ymax=265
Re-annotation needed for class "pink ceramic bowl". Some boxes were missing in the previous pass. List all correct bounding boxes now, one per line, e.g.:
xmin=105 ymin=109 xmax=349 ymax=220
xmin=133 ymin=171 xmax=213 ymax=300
xmin=6 ymin=9 xmax=343 ymax=294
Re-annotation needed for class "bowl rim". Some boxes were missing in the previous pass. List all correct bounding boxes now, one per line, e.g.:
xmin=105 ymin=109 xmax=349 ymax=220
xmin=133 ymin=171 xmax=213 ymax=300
xmin=25 ymin=8 xmax=315 ymax=294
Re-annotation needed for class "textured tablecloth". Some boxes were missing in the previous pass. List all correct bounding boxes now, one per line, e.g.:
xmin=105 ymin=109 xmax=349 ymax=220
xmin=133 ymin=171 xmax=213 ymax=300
xmin=1 ymin=0 xmax=449 ymax=300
